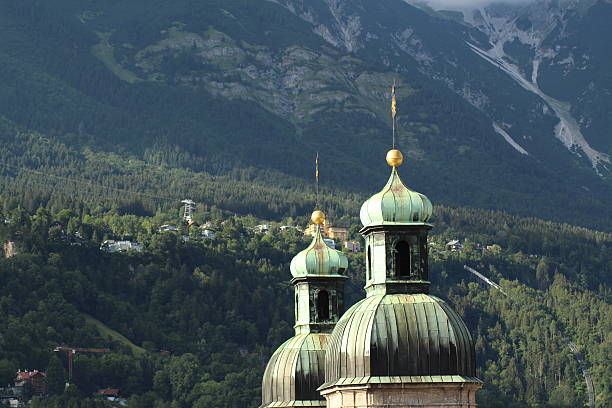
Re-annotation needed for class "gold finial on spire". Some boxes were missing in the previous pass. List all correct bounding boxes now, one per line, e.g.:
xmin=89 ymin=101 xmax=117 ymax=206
xmin=386 ymin=149 xmax=403 ymax=167
xmin=311 ymin=210 xmax=326 ymax=225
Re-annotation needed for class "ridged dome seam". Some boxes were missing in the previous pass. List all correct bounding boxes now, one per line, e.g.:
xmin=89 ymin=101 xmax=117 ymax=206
xmin=326 ymin=296 xmax=378 ymax=382
xmin=412 ymin=303 xmax=424 ymax=372
xmin=325 ymin=317 xmax=348 ymax=383
xmin=443 ymin=303 xmax=465 ymax=374
xmin=323 ymin=241 xmax=332 ymax=274
xmin=263 ymin=345 xmax=283 ymax=404
xmin=291 ymin=335 xmax=310 ymax=400
xmin=439 ymin=301 xmax=472 ymax=375
xmin=270 ymin=339 xmax=290 ymax=403
xmin=274 ymin=338 xmax=294 ymax=403
xmin=300 ymin=336 xmax=313 ymax=401
xmin=342 ymin=298 xmax=370 ymax=379
xmin=432 ymin=303 xmax=448 ymax=373
xmin=362 ymin=296 xmax=380 ymax=377
xmin=428 ymin=300 xmax=442 ymax=373
xmin=359 ymin=296 xmax=383 ymax=378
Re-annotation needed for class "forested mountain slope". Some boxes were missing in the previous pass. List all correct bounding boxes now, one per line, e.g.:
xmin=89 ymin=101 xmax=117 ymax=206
xmin=0 ymin=203 xmax=610 ymax=408
xmin=0 ymin=0 xmax=611 ymax=230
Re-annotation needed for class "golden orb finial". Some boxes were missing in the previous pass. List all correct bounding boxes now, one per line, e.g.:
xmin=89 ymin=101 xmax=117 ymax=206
xmin=311 ymin=210 xmax=326 ymax=225
xmin=386 ymin=149 xmax=404 ymax=167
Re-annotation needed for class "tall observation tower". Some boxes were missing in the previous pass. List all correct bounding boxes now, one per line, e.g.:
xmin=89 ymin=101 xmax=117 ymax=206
xmin=181 ymin=199 xmax=196 ymax=222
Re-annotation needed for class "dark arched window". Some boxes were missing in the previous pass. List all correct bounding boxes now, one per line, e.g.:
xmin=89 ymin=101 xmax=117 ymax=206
xmin=395 ymin=241 xmax=411 ymax=278
xmin=316 ymin=290 xmax=330 ymax=321
xmin=367 ymin=246 xmax=372 ymax=281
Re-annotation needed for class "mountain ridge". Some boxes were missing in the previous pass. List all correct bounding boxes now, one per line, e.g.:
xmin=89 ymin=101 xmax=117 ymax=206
xmin=0 ymin=0 xmax=611 ymax=231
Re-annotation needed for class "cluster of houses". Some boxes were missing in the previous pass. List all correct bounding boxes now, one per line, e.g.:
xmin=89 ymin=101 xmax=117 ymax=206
xmin=253 ymin=220 xmax=361 ymax=252
xmin=101 ymin=218 xmax=364 ymax=254
xmin=429 ymin=239 xmax=501 ymax=254
xmin=0 ymin=370 xmax=46 ymax=407
xmin=2 ymin=223 xmax=87 ymax=259
xmin=100 ymin=221 xmax=218 ymax=253
xmin=2 ymin=213 xmax=362 ymax=257
xmin=0 ymin=370 xmax=126 ymax=407
xmin=100 ymin=240 xmax=144 ymax=253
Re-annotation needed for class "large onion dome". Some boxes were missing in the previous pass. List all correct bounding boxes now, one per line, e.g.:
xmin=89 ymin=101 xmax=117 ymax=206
xmin=290 ymin=211 xmax=348 ymax=278
xmin=261 ymin=334 xmax=328 ymax=407
xmin=360 ymin=149 xmax=432 ymax=228
xmin=321 ymin=294 xmax=479 ymax=389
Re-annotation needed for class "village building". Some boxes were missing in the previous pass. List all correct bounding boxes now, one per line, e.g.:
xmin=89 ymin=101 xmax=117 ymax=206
xmin=14 ymin=371 xmax=45 ymax=395
xmin=253 ymin=224 xmax=270 ymax=234
xmin=446 ymin=239 xmax=464 ymax=252
xmin=280 ymin=225 xmax=301 ymax=232
xmin=323 ymin=238 xmax=336 ymax=249
xmin=100 ymin=240 xmax=143 ymax=253
xmin=2 ymin=241 xmax=19 ymax=259
xmin=304 ymin=220 xmax=349 ymax=240
xmin=200 ymin=229 xmax=216 ymax=240
xmin=158 ymin=224 xmax=178 ymax=233
xmin=343 ymin=241 xmax=361 ymax=253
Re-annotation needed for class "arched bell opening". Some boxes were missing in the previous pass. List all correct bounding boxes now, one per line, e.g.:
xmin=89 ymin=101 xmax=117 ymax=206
xmin=316 ymin=290 xmax=330 ymax=321
xmin=367 ymin=245 xmax=372 ymax=281
xmin=394 ymin=241 xmax=411 ymax=279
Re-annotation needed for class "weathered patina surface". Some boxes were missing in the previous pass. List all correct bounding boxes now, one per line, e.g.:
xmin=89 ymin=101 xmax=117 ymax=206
xmin=321 ymin=294 xmax=478 ymax=389
xmin=261 ymin=214 xmax=347 ymax=407
xmin=290 ymin=226 xmax=348 ymax=278
xmin=261 ymin=334 xmax=329 ymax=407
xmin=360 ymin=168 xmax=432 ymax=228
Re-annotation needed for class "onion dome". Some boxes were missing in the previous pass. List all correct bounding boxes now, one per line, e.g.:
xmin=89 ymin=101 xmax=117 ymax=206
xmin=321 ymin=294 xmax=479 ymax=389
xmin=261 ymin=333 xmax=328 ymax=407
xmin=360 ymin=149 xmax=432 ymax=228
xmin=290 ymin=211 xmax=348 ymax=278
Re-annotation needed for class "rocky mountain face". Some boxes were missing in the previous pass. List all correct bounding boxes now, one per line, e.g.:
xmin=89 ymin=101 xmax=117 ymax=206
xmin=274 ymin=0 xmax=612 ymax=176
xmin=407 ymin=0 xmax=612 ymax=174
xmin=0 ymin=0 xmax=611 ymax=228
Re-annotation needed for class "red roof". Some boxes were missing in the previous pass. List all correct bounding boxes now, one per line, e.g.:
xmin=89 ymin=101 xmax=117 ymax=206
xmin=16 ymin=371 xmax=45 ymax=381
xmin=97 ymin=389 xmax=120 ymax=396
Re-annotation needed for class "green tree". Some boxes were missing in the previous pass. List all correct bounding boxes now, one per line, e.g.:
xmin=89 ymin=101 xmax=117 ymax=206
xmin=0 ymin=359 xmax=16 ymax=386
xmin=45 ymin=355 xmax=66 ymax=396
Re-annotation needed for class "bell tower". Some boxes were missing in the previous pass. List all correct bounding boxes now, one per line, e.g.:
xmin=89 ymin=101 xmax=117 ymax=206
xmin=292 ymin=211 xmax=348 ymax=334
xmin=260 ymin=208 xmax=348 ymax=408
xmin=318 ymin=86 xmax=481 ymax=408
xmin=361 ymin=150 xmax=433 ymax=296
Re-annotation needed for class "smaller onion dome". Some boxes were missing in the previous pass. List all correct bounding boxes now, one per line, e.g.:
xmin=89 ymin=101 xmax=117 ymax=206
xmin=360 ymin=149 xmax=432 ymax=228
xmin=290 ymin=211 xmax=348 ymax=278
xmin=261 ymin=333 xmax=328 ymax=407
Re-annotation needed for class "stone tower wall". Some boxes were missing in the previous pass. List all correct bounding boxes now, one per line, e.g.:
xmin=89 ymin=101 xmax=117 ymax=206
xmin=322 ymin=383 xmax=481 ymax=408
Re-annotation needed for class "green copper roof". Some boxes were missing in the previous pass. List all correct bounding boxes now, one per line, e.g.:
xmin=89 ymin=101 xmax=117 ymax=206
xmin=290 ymin=228 xmax=348 ymax=278
xmin=360 ymin=168 xmax=432 ymax=228
xmin=320 ymin=294 xmax=477 ymax=390
xmin=260 ymin=333 xmax=329 ymax=407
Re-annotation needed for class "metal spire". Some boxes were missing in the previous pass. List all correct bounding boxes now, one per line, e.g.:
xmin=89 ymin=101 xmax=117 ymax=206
xmin=315 ymin=152 xmax=320 ymax=209
xmin=391 ymin=81 xmax=397 ymax=149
